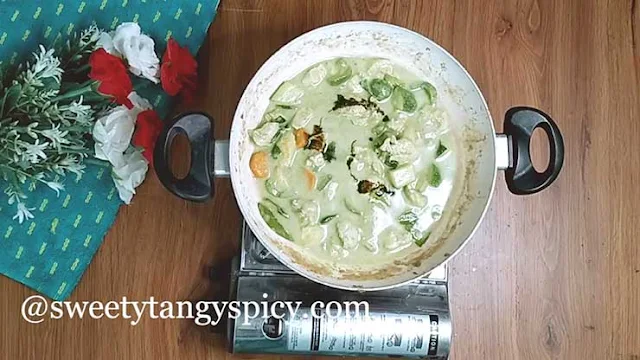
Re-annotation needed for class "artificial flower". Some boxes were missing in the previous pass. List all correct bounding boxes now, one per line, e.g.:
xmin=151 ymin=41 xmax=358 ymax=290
xmin=89 ymin=48 xmax=133 ymax=108
xmin=132 ymin=110 xmax=163 ymax=165
xmin=160 ymin=38 xmax=197 ymax=102
xmin=96 ymin=31 xmax=118 ymax=56
xmin=93 ymin=92 xmax=151 ymax=167
xmin=101 ymin=23 xmax=160 ymax=83
xmin=111 ymin=148 xmax=149 ymax=204
xmin=93 ymin=105 xmax=135 ymax=167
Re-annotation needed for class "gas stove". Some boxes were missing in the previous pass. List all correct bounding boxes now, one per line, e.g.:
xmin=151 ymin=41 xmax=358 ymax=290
xmin=225 ymin=221 xmax=452 ymax=359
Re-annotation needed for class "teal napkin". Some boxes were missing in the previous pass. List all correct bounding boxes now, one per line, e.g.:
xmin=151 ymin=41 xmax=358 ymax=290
xmin=0 ymin=0 xmax=220 ymax=300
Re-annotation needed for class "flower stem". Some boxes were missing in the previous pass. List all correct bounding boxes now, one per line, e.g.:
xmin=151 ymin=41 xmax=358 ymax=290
xmin=49 ymin=81 xmax=98 ymax=103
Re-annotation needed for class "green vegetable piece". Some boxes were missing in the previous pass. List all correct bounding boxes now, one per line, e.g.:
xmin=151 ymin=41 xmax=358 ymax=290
xmin=436 ymin=140 xmax=448 ymax=157
xmin=398 ymin=211 xmax=419 ymax=232
xmin=271 ymin=145 xmax=282 ymax=159
xmin=383 ymin=74 xmax=403 ymax=87
xmin=420 ymin=81 xmax=437 ymax=105
xmin=415 ymin=171 xmax=429 ymax=193
xmin=415 ymin=232 xmax=431 ymax=247
xmin=391 ymin=86 xmax=418 ymax=113
xmin=317 ymin=175 xmax=333 ymax=191
xmin=258 ymin=202 xmax=292 ymax=240
xmin=429 ymin=164 xmax=442 ymax=187
xmin=265 ymin=198 xmax=289 ymax=219
xmin=327 ymin=59 xmax=353 ymax=86
xmin=367 ymin=78 xmax=392 ymax=100
xmin=403 ymin=187 xmax=428 ymax=208
xmin=270 ymin=81 xmax=304 ymax=106
xmin=320 ymin=214 xmax=339 ymax=224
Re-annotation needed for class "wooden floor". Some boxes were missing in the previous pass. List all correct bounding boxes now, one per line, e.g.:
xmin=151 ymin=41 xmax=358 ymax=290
xmin=1 ymin=0 xmax=639 ymax=359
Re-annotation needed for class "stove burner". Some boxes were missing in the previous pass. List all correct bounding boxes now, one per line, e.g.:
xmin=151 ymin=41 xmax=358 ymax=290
xmin=227 ymin=221 xmax=452 ymax=359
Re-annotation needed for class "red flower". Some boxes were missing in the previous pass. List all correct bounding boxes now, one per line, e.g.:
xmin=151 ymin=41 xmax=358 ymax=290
xmin=160 ymin=38 xmax=198 ymax=103
xmin=89 ymin=49 xmax=133 ymax=109
xmin=132 ymin=110 xmax=163 ymax=165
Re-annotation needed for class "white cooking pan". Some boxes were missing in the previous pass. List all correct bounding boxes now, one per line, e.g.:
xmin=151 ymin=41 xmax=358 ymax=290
xmin=154 ymin=21 xmax=564 ymax=291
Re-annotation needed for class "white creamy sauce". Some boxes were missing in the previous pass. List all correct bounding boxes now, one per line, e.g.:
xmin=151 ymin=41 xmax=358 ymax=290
xmin=249 ymin=58 xmax=458 ymax=266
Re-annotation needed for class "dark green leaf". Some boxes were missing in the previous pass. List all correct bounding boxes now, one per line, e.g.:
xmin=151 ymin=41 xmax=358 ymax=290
xmin=320 ymin=214 xmax=338 ymax=224
xmin=258 ymin=202 xmax=292 ymax=240
xmin=429 ymin=164 xmax=442 ymax=187
xmin=331 ymin=94 xmax=385 ymax=115
xmin=415 ymin=232 xmax=431 ymax=247
xmin=436 ymin=141 xmax=448 ymax=157
xmin=384 ymin=156 xmax=399 ymax=169
xmin=382 ymin=115 xmax=390 ymax=122
xmin=346 ymin=157 xmax=354 ymax=168
xmin=271 ymin=145 xmax=282 ymax=159
xmin=0 ymin=84 xmax=22 ymax=115
xmin=323 ymin=141 xmax=336 ymax=162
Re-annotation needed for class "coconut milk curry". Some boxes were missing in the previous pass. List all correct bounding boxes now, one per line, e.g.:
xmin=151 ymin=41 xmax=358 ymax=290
xmin=248 ymin=58 xmax=458 ymax=266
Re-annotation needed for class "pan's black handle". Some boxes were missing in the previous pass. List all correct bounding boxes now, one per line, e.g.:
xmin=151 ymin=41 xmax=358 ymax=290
xmin=503 ymin=107 xmax=564 ymax=195
xmin=154 ymin=112 xmax=214 ymax=202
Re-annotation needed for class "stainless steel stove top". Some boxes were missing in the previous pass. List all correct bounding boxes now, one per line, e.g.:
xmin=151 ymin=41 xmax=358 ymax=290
xmin=227 ymin=222 xmax=452 ymax=359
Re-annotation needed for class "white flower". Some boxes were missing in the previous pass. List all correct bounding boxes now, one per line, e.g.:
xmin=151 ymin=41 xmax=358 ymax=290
xmin=41 ymin=125 xmax=70 ymax=150
xmin=20 ymin=139 xmax=49 ymax=163
xmin=45 ymin=181 xmax=64 ymax=196
xmin=101 ymin=23 xmax=160 ymax=83
xmin=13 ymin=202 xmax=35 ymax=224
xmin=111 ymin=148 xmax=148 ymax=204
xmin=93 ymin=105 xmax=135 ymax=167
xmin=97 ymin=31 xmax=118 ymax=55
xmin=93 ymin=92 xmax=151 ymax=167
xmin=128 ymin=91 xmax=152 ymax=111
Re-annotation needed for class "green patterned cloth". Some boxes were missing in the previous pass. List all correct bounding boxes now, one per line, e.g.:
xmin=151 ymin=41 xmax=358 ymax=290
xmin=0 ymin=0 xmax=220 ymax=300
